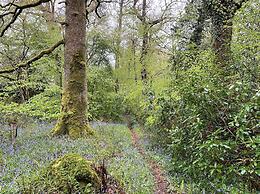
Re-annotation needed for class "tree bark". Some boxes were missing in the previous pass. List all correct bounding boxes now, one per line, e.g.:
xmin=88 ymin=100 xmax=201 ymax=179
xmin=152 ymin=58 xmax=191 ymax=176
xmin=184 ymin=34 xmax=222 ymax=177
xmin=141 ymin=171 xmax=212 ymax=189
xmin=190 ymin=8 xmax=207 ymax=47
xmin=52 ymin=0 xmax=92 ymax=138
xmin=212 ymin=17 xmax=233 ymax=67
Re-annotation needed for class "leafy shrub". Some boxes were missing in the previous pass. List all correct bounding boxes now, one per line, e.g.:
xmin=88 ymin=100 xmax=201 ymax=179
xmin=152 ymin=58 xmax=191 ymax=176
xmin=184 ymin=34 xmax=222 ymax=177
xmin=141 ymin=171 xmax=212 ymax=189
xmin=88 ymin=67 xmax=124 ymax=122
xmin=0 ymin=67 xmax=125 ymax=123
xmin=144 ymin=48 xmax=260 ymax=192
xmin=23 ymin=85 xmax=61 ymax=121
xmin=0 ymin=85 xmax=61 ymax=125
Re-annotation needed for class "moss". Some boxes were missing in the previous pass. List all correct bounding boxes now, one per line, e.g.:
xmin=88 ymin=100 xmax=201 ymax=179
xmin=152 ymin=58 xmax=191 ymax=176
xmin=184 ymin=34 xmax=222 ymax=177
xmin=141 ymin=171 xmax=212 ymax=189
xmin=18 ymin=154 xmax=101 ymax=193
xmin=51 ymin=113 xmax=94 ymax=139
xmin=51 ymin=51 xmax=94 ymax=139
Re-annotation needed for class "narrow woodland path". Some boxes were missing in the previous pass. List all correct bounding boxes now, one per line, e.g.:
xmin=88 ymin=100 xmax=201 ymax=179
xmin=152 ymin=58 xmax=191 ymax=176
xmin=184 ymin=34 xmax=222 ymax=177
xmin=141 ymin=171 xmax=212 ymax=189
xmin=130 ymin=128 xmax=171 ymax=194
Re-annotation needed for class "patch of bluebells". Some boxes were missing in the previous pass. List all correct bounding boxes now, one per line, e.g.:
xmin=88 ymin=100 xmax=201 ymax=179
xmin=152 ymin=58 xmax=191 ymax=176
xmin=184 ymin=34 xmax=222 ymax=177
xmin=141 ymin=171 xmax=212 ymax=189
xmin=0 ymin=121 xmax=155 ymax=194
xmin=109 ymin=148 xmax=154 ymax=194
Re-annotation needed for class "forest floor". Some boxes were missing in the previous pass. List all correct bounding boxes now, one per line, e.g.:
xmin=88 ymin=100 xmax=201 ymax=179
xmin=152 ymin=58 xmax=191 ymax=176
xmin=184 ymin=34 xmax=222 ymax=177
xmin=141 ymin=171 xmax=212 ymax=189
xmin=0 ymin=122 xmax=178 ymax=194
xmin=130 ymin=128 xmax=170 ymax=194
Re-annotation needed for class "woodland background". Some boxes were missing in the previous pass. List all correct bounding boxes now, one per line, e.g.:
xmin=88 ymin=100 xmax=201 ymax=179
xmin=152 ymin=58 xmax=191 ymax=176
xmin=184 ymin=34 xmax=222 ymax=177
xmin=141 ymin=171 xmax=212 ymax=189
xmin=0 ymin=0 xmax=259 ymax=193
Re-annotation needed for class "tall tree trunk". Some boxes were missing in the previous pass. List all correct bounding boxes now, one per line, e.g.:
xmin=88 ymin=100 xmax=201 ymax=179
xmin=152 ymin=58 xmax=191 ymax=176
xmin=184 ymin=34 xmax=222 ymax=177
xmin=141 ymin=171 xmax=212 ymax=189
xmin=115 ymin=0 xmax=124 ymax=69
xmin=140 ymin=0 xmax=148 ymax=69
xmin=212 ymin=16 xmax=233 ymax=67
xmin=203 ymin=0 xmax=249 ymax=67
xmin=52 ymin=0 xmax=92 ymax=138
xmin=132 ymin=38 xmax=138 ymax=82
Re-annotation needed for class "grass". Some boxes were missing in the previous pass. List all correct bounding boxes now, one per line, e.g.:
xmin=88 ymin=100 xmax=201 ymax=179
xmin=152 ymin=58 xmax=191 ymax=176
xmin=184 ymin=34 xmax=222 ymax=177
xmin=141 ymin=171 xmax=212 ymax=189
xmin=0 ymin=122 xmax=154 ymax=194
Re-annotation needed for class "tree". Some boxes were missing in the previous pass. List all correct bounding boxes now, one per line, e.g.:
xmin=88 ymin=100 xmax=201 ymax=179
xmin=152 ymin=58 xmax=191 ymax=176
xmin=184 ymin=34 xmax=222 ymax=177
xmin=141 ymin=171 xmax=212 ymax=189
xmin=115 ymin=0 xmax=124 ymax=69
xmin=0 ymin=0 xmax=101 ymax=138
xmin=51 ymin=0 xmax=92 ymax=138
xmin=132 ymin=0 xmax=175 ymax=81
xmin=176 ymin=0 xmax=248 ymax=66
xmin=203 ymin=0 xmax=249 ymax=66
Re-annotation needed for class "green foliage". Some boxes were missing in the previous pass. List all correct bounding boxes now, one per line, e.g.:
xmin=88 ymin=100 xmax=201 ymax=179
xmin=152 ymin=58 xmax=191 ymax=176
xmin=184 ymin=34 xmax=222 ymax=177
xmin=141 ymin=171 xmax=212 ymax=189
xmin=23 ymin=85 xmax=61 ymax=120
xmin=136 ymin=1 xmax=260 ymax=192
xmin=0 ymin=85 xmax=61 ymax=124
xmin=0 ymin=67 xmax=124 ymax=123
xmin=0 ymin=0 xmax=259 ymax=193
xmin=0 ymin=12 xmax=62 ymax=103
xmin=88 ymin=67 xmax=124 ymax=121
xmin=145 ymin=48 xmax=259 ymax=192
xmin=87 ymin=31 xmax=115 ymax=68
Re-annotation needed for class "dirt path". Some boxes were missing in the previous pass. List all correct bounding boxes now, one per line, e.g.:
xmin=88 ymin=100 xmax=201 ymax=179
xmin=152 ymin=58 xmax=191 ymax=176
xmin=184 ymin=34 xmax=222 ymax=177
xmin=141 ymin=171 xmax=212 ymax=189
xmin=130 ymin=129 xmax=170 ymax=194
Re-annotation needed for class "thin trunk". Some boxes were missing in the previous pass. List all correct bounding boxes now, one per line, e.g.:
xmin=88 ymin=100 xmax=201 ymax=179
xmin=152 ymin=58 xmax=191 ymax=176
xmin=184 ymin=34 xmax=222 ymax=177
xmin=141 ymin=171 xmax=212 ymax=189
xmin=115 ymin=0 xmax=124 ymax=69
xmin=190 ymin=8 xmax=206 ymax=47
xmin=40 ymin=1 xmax=55 ymax=23
xmin=52 ymin=0 xmax=92 ymax=138
xmin=132 ymin=38 xmax=138 ymax=82
xmin=140 ymin=0 xmax=148 ymax=69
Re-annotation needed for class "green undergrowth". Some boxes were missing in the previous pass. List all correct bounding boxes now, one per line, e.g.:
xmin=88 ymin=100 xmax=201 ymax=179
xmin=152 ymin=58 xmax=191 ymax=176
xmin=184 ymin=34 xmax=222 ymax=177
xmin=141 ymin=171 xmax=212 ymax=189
xmin=139 ymin=127 xmax=258 ymax=194
xmin=131 ymin=127 xmax=192 ymax=193
xmin=135 ymin=127 xmax=204 ymax=193
xmin=0 ymin=123 xmax=154 ymax=193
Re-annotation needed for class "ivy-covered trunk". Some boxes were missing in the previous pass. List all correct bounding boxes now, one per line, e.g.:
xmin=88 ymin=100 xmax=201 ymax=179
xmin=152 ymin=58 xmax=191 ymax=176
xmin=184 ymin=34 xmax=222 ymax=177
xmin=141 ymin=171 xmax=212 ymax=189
xmin=212 ymin=17 xmax=233 ymax=67
xmin=206 ymin=0 xmax=249 ymax=67
xmin=52 ymin=0 xmax=92 ymax=138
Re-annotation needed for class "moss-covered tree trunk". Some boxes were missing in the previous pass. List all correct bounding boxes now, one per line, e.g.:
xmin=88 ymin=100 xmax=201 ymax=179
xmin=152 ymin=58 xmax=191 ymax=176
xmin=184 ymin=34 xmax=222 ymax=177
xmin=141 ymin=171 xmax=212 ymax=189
xmin=52 ymin=0 xmax=92 ymax=138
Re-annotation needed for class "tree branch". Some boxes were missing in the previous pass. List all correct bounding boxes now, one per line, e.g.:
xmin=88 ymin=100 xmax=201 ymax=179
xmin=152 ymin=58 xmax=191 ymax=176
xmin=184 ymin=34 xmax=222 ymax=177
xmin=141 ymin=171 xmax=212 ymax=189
xmin=0 ymin=39 xmax=64 ymax=74
xmin=86 ymin=0 xmax=104 ymax=19
xmin=0 ymin=0 xmax=52 ymax=37
xmin=0 ymin=74 xmax=15 ymax=80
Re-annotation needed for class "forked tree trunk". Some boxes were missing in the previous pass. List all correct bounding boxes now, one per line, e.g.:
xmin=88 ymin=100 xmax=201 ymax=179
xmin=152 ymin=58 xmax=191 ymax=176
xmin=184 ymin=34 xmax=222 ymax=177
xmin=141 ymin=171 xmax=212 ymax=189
xmin=51 ymin=0 xmax=92 ymax=138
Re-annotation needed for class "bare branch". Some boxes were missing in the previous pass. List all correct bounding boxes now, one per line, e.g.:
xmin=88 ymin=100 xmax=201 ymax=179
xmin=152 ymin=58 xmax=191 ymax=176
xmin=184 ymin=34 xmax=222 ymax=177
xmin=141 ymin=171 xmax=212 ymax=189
xmin=0 ymin=0 xmax=52 ymax=37
xmin=86 ymin=0 xmax=103 ymax=19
